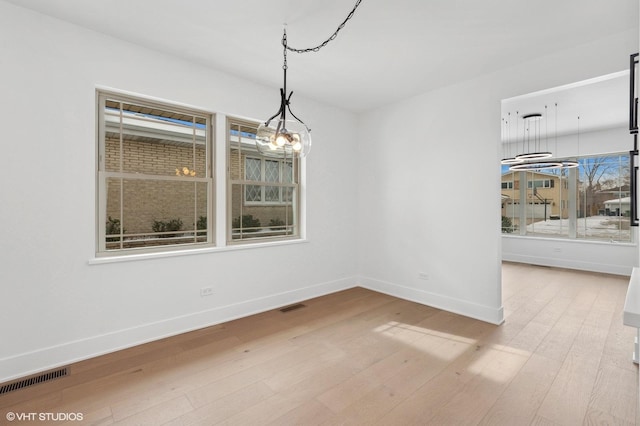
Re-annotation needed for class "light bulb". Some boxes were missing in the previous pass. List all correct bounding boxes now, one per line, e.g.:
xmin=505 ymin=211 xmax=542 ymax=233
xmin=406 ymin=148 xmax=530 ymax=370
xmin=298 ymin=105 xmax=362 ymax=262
xmin=275 ymin=133 xmax=288 ymax=147
xmin=256 ymin=119 xmax=311 ymax=157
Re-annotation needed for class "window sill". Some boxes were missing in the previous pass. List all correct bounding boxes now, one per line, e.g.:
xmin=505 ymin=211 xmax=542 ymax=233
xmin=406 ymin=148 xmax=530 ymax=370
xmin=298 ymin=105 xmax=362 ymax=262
xmin=89 ymin=238 xmax=308 ymax=265
xmin=502 ymin=234 xmax=637 ymax=247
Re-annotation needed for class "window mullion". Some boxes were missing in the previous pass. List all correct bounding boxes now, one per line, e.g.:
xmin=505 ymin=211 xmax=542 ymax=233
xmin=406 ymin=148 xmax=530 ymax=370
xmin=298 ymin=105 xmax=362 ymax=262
xmin=118 ymin=102 xmax=124 ymax=250
xmin=261 ymin=158 xmax=266 ymax=202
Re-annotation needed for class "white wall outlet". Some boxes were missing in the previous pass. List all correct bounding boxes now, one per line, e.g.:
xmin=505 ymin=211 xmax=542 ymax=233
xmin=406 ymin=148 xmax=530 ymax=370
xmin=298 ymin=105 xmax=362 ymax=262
xmin=418 ymin=272 xmax=429 ymax=280
xmin=200 ymin=287 xmax=214 ymax=297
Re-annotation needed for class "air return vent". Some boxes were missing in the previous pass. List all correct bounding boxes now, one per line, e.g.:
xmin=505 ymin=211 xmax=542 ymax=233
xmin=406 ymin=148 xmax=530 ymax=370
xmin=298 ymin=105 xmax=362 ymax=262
xmin=0 ymin=367 xmax=68 ymax=395
xmin=279 ymin=303 xmax=306 ymax=313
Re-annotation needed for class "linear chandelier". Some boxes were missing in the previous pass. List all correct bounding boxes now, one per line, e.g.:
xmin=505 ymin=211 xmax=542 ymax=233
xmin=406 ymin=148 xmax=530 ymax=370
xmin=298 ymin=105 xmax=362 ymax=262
xmin=256 ymin=0 xmax=364 ymax=158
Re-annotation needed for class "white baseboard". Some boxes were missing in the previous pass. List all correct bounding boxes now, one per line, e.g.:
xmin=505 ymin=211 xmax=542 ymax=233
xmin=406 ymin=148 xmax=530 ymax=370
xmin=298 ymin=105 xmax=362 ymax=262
xmin=502 ymin=253 xmax=633 ymax=276
xmin=358 ymin=276 xmax=504 ymax=326
xmin=1 ymin=275 xmax=509 ymax=383
xmin=0 ymin=277 xmax=357 ymax=383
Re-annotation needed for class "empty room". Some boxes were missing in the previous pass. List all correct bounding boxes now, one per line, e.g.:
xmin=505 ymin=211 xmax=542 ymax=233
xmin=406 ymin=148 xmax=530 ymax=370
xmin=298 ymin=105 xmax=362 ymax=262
xmin=1 ymin=0 xmax=639 ymax=424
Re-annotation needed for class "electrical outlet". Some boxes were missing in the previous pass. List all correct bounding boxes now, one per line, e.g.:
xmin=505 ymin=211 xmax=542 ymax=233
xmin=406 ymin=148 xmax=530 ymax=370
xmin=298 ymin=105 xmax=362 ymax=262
xmin=200 ymin=287 xmax=213 ymax=297
xmin=418 ymin=272 xmax=429 ymax=280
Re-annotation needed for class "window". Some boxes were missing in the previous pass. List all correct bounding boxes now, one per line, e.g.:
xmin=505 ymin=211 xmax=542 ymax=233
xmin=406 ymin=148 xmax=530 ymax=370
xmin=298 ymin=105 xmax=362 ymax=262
xmin=501 ymin=152 xmax=631 ymax=242
xmin=227 ymin=118 xmax=300 ymax=242
xmin=527 ymin=179 xmax=553 ymax=189
xmin=95 ymin=91 xmax=305 ymax=257
xmin=96 ymin=91 xmax=213 ymax=254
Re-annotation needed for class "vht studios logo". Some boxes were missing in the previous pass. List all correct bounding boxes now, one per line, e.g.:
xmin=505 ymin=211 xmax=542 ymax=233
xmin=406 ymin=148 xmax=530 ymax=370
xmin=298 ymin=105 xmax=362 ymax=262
xmin=5 ymin=412 xmax=84 ymax=422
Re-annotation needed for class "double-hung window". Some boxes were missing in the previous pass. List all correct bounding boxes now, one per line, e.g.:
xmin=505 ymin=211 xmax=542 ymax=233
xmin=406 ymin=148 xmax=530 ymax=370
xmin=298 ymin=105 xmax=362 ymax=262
xmin=96 ymin=91 xmax=214 ymax=254
xmin=227 ymin=118 xmax=300 ymax=242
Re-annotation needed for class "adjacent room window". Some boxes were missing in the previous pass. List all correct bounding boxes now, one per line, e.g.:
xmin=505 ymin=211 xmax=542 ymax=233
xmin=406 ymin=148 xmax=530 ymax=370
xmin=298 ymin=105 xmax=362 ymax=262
xmin=501 ymin=152 xmax=631 ymax=242
xmin=96 ymin=91 xmax=213 ymax=254
xmin=227 ymin=118 xmax=300 ymax=242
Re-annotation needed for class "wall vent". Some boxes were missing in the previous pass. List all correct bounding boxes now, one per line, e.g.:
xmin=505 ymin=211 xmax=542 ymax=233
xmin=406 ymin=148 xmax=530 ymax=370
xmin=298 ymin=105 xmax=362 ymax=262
xmin=279 ymin=303 xmax=306 ymax=313
xmin=0 ymin=368 xmax=68 ymax=395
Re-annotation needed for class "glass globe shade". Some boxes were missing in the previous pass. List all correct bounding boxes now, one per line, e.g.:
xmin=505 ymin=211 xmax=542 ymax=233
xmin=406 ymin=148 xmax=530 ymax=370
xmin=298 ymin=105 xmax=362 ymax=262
xmin=256 ymin=118 xmax=311 ymax=158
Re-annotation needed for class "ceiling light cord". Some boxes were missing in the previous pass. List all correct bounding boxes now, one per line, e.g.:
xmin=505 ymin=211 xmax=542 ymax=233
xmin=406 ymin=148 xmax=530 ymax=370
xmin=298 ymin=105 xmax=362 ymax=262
xmin=284 ymin=0 xmax=364 ymax=54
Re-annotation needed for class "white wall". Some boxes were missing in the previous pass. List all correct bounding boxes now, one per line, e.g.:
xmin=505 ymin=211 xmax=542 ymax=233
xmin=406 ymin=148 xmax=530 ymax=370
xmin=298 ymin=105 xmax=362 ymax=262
xmin=502 ymin=126 xmax=631 ymax=159
xmin=0 ymin=2 xmax=358 ymax=382
xmin=503 ymin=237 xmax=637 ymax=275
xmin=357 ymin=28 xmax=639 ymax=325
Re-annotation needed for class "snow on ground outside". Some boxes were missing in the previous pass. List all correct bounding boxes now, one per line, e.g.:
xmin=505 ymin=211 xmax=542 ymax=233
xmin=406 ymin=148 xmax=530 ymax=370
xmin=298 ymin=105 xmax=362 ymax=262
xmin=525 ymin=216 xmax=630 ymax=240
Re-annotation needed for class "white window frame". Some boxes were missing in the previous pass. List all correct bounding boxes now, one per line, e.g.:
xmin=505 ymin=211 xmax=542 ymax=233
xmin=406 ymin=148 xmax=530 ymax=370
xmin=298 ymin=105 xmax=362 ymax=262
xmin=226 ymin=117 xmax=301 ymax=244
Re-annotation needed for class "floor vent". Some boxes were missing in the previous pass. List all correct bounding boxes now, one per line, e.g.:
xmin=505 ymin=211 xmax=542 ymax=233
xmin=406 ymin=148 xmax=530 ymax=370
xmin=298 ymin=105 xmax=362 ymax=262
xmin=280 ymin=303 xmax=306 ymax=313
xmin=0 ymin=368 xmax=68 ymax=395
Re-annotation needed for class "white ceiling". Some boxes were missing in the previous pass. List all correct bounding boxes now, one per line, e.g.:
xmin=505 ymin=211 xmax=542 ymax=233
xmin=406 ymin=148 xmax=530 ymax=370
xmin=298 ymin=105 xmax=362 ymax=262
xmin=5 ymin=0 xmax=639 ymax=112
xmin=502 ymin=70 xmax=630 ymax=139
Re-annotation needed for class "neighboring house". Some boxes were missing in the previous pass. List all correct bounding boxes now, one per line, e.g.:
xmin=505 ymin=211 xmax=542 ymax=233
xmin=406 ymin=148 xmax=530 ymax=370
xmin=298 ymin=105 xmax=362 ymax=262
xmin=591 ymin=185 xmax=631 ymax=216
xmin=604 ymin=196 xmax=631 ymax=216
xmin=501 ymin=170 xmax=570 ymax=221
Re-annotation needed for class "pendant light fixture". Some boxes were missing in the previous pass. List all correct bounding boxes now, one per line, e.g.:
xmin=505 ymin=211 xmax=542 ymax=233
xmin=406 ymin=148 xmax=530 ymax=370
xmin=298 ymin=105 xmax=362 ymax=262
xmin=501 ymin=110 xmax=554 ymax=166
xmin=514 ymin=113 xmax=553 ymax=161
xmin=502 ymin=103 xmax=578 ymax=171
xmin=256 ymin=0 xmax=364 ymax=157
xmin=509 ymin=109 xmax=561 ymax=170
xmin=256 ymin=29 xmax=312 ymax=157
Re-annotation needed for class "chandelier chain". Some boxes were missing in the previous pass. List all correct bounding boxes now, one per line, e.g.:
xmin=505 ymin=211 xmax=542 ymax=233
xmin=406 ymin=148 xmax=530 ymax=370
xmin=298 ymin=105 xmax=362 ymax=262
xmin=284 ymin=0 xmax=363 ymax=54
xmin=283 ymin=31 xmax=288 ymax=70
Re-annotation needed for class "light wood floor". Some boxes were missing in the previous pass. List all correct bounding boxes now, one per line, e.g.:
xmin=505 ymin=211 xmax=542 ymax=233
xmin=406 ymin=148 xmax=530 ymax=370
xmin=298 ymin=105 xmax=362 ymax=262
xmin=1 ymin=262 xmax=638 ymax=425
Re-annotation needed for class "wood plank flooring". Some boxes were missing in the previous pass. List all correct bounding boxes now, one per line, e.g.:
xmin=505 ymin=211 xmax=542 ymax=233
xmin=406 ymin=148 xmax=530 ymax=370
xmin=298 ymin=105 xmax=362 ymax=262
xmin=0 ymin=262 xmax=637 ymax=425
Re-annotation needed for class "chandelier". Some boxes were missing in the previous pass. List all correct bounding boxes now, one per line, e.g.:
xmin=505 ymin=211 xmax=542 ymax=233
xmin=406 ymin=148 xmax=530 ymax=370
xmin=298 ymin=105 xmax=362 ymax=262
xmin=502 ymin=104 xmax=578 ymax=171
xmin=256 ymin=0 xmax=364 ymax=157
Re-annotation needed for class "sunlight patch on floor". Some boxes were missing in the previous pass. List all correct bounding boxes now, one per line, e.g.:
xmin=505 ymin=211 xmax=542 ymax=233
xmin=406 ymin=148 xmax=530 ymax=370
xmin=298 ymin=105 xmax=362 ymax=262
xmin=373 ymin=321 xmax=475 ymax=361
xmin=374 ymin=321 xmax=531 ymax=382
